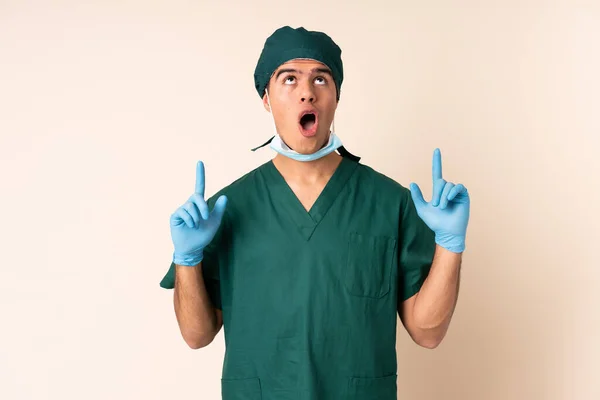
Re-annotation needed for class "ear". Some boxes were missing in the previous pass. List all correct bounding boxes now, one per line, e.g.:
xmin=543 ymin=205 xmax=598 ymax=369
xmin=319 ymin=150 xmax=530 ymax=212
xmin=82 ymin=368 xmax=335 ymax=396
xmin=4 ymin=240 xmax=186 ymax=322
xmin=262 ymin=92 xmax=271 ymax=112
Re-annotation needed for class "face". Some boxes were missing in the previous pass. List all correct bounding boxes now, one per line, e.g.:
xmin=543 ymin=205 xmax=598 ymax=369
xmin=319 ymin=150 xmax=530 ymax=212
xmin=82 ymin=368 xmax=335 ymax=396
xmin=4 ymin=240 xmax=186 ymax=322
xmin=262 ymin=59 xmax=338 ymax=155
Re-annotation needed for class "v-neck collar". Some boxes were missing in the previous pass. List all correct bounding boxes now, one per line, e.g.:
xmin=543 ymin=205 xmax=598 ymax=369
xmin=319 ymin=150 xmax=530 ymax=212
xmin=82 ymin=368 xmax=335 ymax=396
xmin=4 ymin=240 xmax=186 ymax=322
xmin=261 ymin=157 xmax=359 ymax=241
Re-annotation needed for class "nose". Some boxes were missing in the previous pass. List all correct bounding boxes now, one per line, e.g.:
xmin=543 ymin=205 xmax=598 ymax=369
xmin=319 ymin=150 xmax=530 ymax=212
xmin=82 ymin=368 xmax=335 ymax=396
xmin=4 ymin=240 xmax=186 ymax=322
xmin=299 ymin=81 xmax=316 ymax=103
xmin=301 ymin=95 xmax=315 ymax=103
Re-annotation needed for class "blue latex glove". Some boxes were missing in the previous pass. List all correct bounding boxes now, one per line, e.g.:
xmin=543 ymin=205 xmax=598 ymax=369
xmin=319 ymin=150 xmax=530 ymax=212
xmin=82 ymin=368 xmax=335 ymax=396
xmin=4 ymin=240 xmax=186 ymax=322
xmin=170 ymin=161 xmax=228 ymax=266
xmin=409 ymin=148 xmax=470 ymax=253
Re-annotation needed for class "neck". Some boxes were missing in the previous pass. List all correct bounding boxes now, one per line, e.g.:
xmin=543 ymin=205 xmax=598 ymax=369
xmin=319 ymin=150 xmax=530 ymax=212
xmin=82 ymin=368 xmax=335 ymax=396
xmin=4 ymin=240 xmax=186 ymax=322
xmin=272 ymin=152 xmax=343 ymax=183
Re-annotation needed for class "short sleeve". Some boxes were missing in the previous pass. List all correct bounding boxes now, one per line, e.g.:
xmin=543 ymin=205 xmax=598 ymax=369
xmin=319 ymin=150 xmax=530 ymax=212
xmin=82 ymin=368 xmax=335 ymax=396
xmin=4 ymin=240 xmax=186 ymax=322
xmin=397 ymin=189 xmax=436 ymax=302
xmin=158 ymin=194 xmax=228 ymax=310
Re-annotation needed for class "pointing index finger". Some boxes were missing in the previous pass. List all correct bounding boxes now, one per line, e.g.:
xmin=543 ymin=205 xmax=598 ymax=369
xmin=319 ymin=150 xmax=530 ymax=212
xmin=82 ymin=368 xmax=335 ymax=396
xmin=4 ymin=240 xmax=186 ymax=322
xmin=432 ymin=148 xmax=443 ymax=181
xmin=195 ymin=161 xmax=205 ymax=197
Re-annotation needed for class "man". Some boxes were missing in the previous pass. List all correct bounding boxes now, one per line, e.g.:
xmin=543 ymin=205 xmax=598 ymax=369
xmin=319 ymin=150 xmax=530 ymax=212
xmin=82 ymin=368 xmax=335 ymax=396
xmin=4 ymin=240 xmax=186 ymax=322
xmin=160 ymin=26 xmax=470 ymax=399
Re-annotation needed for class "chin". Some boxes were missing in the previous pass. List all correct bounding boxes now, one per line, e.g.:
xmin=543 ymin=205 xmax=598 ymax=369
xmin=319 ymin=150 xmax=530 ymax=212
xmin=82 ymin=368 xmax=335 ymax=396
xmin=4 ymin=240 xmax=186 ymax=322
xmin=299 ymin=134 xmax=329 ymax=153
xmin=290 ymin=142 xmax=317 ymax=155
xmin=280 ymin=129 xmax=329 ymax=153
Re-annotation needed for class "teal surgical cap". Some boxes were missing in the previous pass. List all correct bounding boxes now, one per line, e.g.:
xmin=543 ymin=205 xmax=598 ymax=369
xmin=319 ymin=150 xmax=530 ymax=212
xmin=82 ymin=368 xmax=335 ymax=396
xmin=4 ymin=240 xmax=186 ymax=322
xmin=253 ymin=26 xmax=344 ymax=100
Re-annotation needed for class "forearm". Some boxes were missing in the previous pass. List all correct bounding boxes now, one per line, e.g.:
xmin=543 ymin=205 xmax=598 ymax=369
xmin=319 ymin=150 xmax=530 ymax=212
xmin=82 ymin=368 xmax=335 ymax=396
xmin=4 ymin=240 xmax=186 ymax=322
xmin=174 ymin=263 xmax=220 ymax=349
xmin=411 ymin=245 xmax=461 ymax=342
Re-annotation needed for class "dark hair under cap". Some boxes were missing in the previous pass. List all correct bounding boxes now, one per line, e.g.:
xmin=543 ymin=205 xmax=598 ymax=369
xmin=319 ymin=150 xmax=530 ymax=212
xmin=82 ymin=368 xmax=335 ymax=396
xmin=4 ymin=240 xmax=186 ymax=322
xmin=253 ymin=26 xmax=344 ymax=101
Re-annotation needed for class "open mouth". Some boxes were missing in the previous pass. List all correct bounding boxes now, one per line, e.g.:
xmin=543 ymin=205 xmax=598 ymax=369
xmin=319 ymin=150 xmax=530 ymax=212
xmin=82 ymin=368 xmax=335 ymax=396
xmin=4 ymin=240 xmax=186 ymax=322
xmin=299 ymin=111 xmax=318 ymax=135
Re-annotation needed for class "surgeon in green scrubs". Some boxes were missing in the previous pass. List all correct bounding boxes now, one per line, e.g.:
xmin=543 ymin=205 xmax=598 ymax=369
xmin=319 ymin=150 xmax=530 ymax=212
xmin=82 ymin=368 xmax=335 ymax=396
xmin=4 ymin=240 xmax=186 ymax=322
xmin=160 ymin=26 xmax=470 ymax=400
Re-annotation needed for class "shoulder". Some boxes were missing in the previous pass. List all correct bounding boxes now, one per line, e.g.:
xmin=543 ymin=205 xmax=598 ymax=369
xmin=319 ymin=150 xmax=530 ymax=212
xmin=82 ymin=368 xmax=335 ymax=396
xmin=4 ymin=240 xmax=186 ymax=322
xmin=205 ymin=161 xmax=270 ymax=206
xmin=354 ymin=161 xmax=411 ymax=201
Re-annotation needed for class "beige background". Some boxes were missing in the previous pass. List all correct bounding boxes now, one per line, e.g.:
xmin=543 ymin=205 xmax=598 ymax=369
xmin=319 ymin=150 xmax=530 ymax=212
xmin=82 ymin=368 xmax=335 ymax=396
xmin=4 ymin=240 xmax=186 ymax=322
xmin=1 ymin=1 xmax=598 ymax=399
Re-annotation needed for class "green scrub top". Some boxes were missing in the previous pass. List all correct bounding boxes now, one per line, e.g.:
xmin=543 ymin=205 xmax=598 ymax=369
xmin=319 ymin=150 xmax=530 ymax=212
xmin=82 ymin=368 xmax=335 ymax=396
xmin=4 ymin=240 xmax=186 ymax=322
xmin=160 ymin=156 xmax=435 ymax=400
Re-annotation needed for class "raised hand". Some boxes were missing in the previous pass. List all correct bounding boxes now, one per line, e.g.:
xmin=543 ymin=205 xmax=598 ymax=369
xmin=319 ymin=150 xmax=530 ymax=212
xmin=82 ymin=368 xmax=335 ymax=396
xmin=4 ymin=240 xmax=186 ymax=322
xmin=170 ymin=161 xmax=228 ymax=266
xmin=409 ymin=148 xmax=470 ymax=253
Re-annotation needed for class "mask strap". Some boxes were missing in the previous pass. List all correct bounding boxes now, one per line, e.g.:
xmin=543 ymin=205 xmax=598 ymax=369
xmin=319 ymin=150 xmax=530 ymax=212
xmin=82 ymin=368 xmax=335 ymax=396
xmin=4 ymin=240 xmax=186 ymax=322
xmin=251 ymin=136 xmax=274 ymax=152
xmin=337 ymin=145 xmax=361 ymax=162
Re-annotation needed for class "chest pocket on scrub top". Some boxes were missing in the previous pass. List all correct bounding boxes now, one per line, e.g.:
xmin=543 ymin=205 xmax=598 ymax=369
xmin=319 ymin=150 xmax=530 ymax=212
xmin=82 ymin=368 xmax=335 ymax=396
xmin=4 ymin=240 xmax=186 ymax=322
xmin=343 ymin=232 xmax=397 ymax=299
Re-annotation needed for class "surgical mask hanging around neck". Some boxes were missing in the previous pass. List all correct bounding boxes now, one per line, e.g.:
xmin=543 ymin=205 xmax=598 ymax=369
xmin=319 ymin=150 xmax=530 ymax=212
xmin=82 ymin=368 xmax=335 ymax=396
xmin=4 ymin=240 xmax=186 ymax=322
xmin=265 ymin=89 xmax=343 ymax=162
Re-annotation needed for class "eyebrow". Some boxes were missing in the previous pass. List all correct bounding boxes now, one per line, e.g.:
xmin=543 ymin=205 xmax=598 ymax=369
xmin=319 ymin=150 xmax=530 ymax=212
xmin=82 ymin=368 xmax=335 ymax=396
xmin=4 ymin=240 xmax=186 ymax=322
xmin=275 ymin=67 xmax=332 ymax=80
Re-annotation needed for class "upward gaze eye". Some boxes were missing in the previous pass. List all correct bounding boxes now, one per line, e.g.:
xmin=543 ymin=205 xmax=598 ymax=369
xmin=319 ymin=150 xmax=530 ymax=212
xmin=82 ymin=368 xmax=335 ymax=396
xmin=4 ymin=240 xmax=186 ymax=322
xmin=282 ymin=75 xmax=327 ymax=85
